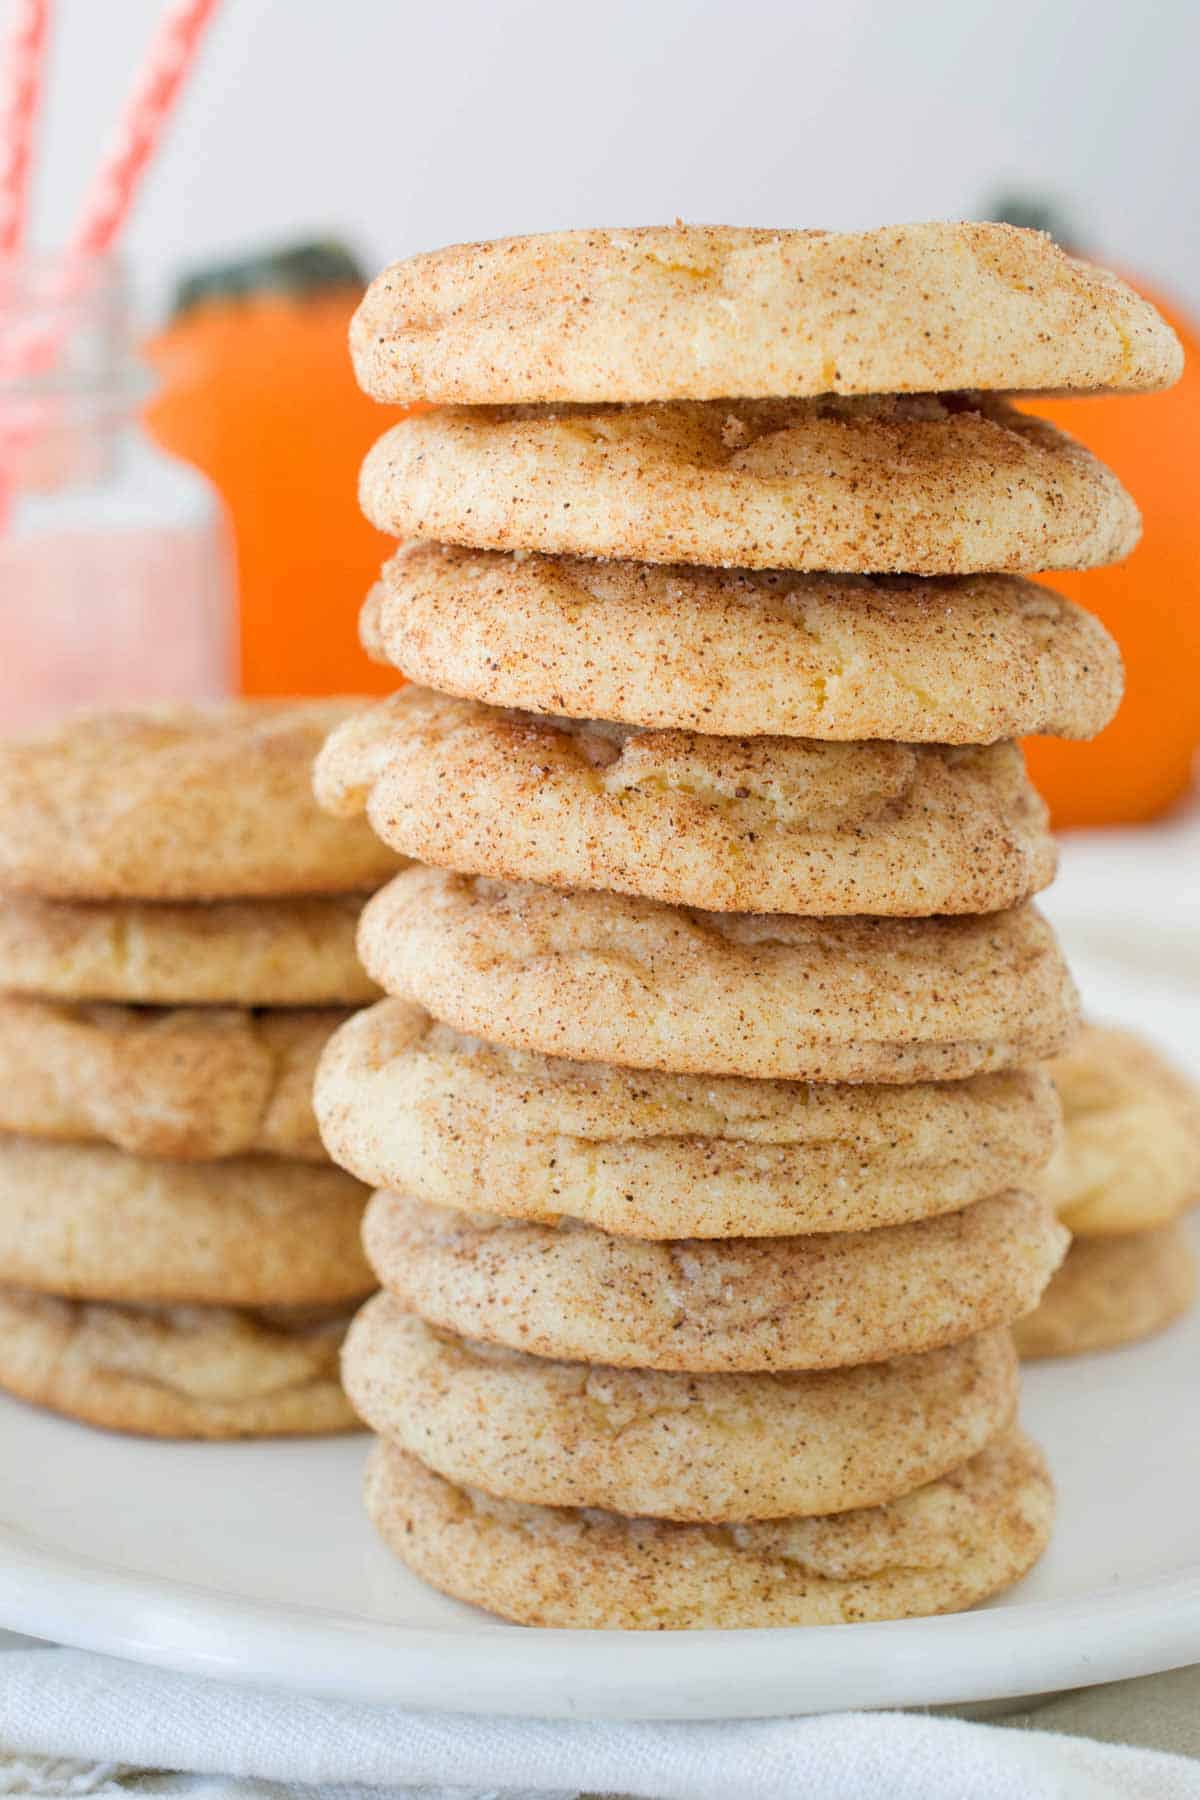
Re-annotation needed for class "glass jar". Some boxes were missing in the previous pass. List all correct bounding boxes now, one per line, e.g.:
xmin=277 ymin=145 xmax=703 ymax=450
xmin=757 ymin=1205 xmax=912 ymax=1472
xmin=0 ymin=255 xmax=235 ymax=727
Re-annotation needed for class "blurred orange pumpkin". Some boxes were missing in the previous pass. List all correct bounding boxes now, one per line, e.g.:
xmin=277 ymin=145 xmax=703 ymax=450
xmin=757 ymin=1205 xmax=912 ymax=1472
xmin=986 ymin=198 xmax=1200 ymax=827
xmin=1022 ymin=282 xmax=1200 ymax=828
xmin=143 ymin=241 xmax=409 ymax=699
xmin=145 ymin=235 xmax=1198 ymax=827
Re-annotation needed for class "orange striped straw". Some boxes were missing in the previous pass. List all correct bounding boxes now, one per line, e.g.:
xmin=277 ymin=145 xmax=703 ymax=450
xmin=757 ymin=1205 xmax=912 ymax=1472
xmin=66 ymin=0 xmax=220 ymax=262
xmin=0 ymin=0 xmax=52 ymax=255
xmin=0 ymin=0 xmax=219 ymax=386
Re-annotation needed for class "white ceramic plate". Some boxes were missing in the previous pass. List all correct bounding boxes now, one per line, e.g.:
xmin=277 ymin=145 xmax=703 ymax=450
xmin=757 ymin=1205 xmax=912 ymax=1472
xmin=1 ymin=1258 xmax=1198 ymax=1720
xmin=2 ymin=912 xmax=1197 ymax=1718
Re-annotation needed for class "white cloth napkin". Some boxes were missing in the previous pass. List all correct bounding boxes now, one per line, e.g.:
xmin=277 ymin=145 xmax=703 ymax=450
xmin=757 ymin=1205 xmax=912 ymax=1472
xmin=2 ymin=1644 xmax=1200 ymax=1800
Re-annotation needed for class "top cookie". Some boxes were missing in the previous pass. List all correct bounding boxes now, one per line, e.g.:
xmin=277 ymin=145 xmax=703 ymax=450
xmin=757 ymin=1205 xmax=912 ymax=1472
xmin=0 ymin=701 xmax=402 ymax=901
xmin=351 ymin=222 xmax=1182 ymax=404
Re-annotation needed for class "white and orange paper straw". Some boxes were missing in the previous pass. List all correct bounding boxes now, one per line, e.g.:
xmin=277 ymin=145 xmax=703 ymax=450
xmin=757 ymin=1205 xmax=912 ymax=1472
xmin=66 ymin=0 xmax=219 ymax=265
xmin=0 ymin=0 xmax=51 ymax=256
xmin=0 ymin=0 xmax=219 ymax=388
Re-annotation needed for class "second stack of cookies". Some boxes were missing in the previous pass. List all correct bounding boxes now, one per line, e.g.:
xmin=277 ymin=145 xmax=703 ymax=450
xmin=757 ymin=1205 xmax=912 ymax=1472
xmin=316 ymin=221 xmax=1181 ymax=1627
xmin=0 ymin=701 xmax=398 ymax=1439
xmin=1018 ymin=1025 xmax=1200 ymax=1359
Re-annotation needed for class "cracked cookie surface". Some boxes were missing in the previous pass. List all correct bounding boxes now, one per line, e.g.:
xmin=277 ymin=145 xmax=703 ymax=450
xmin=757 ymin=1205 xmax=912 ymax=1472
xmin=345 ymin=1297 xmax=1018 ymax=1520
xmin=316 ymin=999 xmax=1060 ymax=1236
xmin=0 ymin=700 xmax=400 ymax=900
xmin=358 ymin=868 xmax=1079 ymax=1080
xmin=0 ymin=893 xmax=378 ymax=1006
xmin=0 ymin=1290 xmax=358 ymax=1437
xmin=360 ymin=396 xmax=1139 ymax=575
xmin=351 ymin=222 xmax=1180 ymax=403
xmin=0 ymin=1138 xmax=372 ymax=1305
xmin=363 ymin=545 xmax=1123 ymax=745
xmin=364 ymin=1429 xmax=1055 ymax=1627
xmin=363 ymin=1188 xmax=1067 ymax=1372
xmin=0 ymin=998 xmax=344 ymax=1160
xmin=317 ymin=689 xmax=1055 ymax=915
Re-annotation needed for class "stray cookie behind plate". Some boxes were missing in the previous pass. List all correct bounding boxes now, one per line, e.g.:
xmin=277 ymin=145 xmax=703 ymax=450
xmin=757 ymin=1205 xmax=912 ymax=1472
xmin=360 ymin=397 xmax=1139 ymax=575
xmin=316 ymin=690 xmax=1055 ymax=915
xmin=1014 ymin=1223 xmax=1196 ymax=1359
xmin=363 ymin=546 xmax=1123 ymax=745
xmin=0 ymin=1290 xmax=358 ymax=1438
xmin=0 ymin=1137 xmax=372 ymax=1306
xmin=1041 ymin=1025 xmax=1200 ymax=1236
xmin=363 ymin=1429 xmax=1055 ymax=1628
xmin=358 ymin=868 xmax=1079 ymax=1081
xmin=316 ymin=999 xmax=1060 ymax=1237
xmin=0 ymin=700 xmax=400 ymax=901
xmin=345 ymin=1297 xmax=1018 ymax=1520
xmin=0 ymin=998 xmax=343 ymax=1160
xmin=351 ymin=222 xmax=1180 ymax=403
xmin=363 ymin=1188 xmax=1066 ymax=1372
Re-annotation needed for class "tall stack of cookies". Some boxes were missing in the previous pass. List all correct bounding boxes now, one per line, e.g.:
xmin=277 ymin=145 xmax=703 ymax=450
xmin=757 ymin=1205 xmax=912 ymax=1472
xmin=315 ymin=222 xmax=1181 ymax=1628
xmin=0 ymin=702 xmax=398 ymax=1439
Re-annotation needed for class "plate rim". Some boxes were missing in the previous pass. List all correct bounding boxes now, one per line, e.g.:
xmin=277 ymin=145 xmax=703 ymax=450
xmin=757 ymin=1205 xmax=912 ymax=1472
xmin=3 ymin=1510 xmax=1200 ymax=1719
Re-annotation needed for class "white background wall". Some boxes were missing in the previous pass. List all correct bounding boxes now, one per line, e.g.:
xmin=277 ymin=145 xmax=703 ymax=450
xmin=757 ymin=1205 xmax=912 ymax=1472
xmin=13 ymin=0 xmax=1200 ymax=314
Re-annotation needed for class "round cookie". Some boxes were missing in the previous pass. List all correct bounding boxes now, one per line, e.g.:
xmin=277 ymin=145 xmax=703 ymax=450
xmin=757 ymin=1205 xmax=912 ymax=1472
xmin=0 ymin=1291 xmax=358 ymax=1438
xmin=363 ymin=1188 xmax=1068 ymax=1372
xmin=1014 ymin=1224 xmax=1197 ymax=1360
xmin=363 ymin=1429 xmax=1055 ymax=1629
xmin=351 ymin=222 xmax=1181 ymax=403
xmin=363 ymin=546 xmax=1123 ymax=745
xmin=317 ymin=690 xmax=1055 ymax=916
xmin=1042 ymin=1025 xmax=1200 ymax=1236
xmin=316 ymin=1000 xmax=1061 ymax=1237
xmin=360 ymin=397 xmax=1139 ymax=576
xmin=0 ymin=998 xmax=343 ymax=1161
xmin=345 ymin=1297 xmax=1019 ymax=1521
xmin=0 ymin=893 xmax=378 ymax=1006
xmin=0 ymin=700 xmax=401 ymax=901
xmin=0 ymin=1138 xmax=372 ymax=1305
xmin=358 ymin=869 xmax=1080 ymax=1081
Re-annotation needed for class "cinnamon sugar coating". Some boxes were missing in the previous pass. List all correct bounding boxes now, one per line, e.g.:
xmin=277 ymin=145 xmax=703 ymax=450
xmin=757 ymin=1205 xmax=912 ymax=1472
xmin=352 ymin=222 xmax=1181 ymax=404
xmin=360 ymin=396 xmax=1139 ymax=575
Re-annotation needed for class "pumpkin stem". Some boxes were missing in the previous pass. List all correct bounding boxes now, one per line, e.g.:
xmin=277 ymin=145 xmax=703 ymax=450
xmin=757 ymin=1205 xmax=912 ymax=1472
xmin=170 ymin=239 xmax=367 ymax=319
xmin=982 ymin=192 xmax=1082 ymax=255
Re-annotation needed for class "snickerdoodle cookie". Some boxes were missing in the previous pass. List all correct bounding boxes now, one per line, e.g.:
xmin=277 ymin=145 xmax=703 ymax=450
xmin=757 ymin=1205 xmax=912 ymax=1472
xmin=0 ymin=1138 xmax=372 ymax=1306
xmin=1041 ymin=1026 xmax=1200 ymax=1236
xmin=360 ymin=397 xmax=1139 ymax=574
xmin=344 ymin=1297 xmax=1018 ymax=1520
xmin=363 ymin=1429 xmax=1055 ymax=1628
xmin=1014 ymin=1223 xmax=1196 ymax=1359
xmin=0 ymin=998 xmax=342 ymax=1161
xmin=0 ymin=1290 xmax=358 ymax=1438
xmin=358 ymin=869 xmax=1079 ymax=1080
xmin=0 ymin=701 xmax=400 ymax=900
xmin=316 ymin=690 xmax=1054 ymax=915
xmin=0 ymin=893 xmax=377 ymax=1006
xmin=316 ymin=1000 xmax=1060 ymax=1236
xmin=351 ymin=222 xmax=1180 ymax=403
xmin=363 ymin=546 xmax=1123 ymax=745
xmin=362 ymin=1188 xmax=1067 ymax=1372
